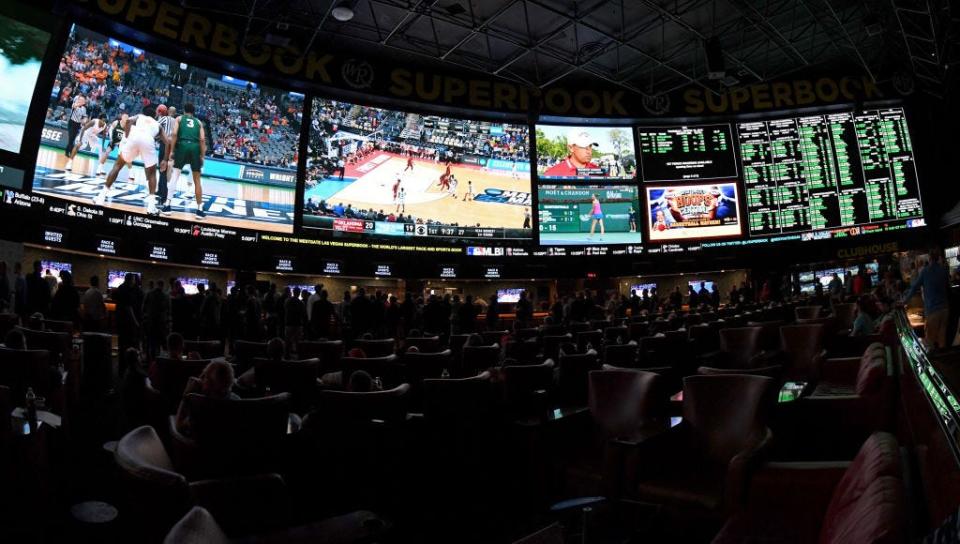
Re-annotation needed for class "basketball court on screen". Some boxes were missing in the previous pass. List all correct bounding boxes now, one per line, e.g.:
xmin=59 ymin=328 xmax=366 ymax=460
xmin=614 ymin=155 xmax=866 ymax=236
xmin=305 ymin=153 xmax=530 ymax=229
xmin=33 ymin=145 xmax=295 ymax=233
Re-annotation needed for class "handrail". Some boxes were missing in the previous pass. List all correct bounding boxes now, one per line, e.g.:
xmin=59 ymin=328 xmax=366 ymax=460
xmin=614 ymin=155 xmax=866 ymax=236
xmin=895 ymin=309 xmax=960 ymax=464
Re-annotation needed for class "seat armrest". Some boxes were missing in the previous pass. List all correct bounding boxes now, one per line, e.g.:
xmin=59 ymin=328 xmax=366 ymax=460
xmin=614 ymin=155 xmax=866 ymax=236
xmin=188 ymin=473 xmax=290 ymax=535
xmin=613 ymin=423 xmax=689 ymax=493
xmin=725 ymin=427 xmax=774 ymax=511
xmin=819 ymin=357 xmax=862 ymax=385
xmin=739 ymin=461 xmax=850 ymax=522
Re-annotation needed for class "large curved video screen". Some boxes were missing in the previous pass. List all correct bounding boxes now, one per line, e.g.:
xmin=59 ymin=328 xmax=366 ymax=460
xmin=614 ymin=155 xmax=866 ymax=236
xmin=31 ymin=25 xmax=301 ymax=233
xmin=0 ymin=10 xmax=52 ymax=155
xmin=302 ymin=98 xmax=532 ymax=242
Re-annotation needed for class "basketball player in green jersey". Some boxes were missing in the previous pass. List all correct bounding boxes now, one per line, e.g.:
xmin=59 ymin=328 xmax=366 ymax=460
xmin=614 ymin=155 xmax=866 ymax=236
xmin=164 ymin=102 xmax=207 ymax=218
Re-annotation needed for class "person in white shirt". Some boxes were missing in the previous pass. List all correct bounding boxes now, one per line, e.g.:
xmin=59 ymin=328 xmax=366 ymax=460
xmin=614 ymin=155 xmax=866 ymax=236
xmin=93 ymin=104 xmax=170 ymax=216
xmin=80 ymin=275 xmax=107 ymax=332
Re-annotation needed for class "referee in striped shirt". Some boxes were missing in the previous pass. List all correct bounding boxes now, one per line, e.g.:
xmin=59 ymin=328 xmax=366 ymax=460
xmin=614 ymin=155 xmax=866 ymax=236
xmin=66 ymin=95 xmax=87 ymax=158
xmin=157 ymin=105 xmax=175 ymax=208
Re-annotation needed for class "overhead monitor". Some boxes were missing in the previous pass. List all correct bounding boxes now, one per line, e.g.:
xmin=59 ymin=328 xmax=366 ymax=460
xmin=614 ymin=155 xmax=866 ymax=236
xmin=302 ymin=98 xmax=531 ymax=242
xmin=0 ymin=10 xmax=52 ymax=155
xmin=645 ymin=183 xmax=740 ymax=242
xmin=536 ymin=124 xmax=635 ymax=182
xmin=737 ymin=107 xmax=924 ymax=240
xmin=636 ymin=123 xmax=737 ymax=183
xmin=538 ymin=184 xmax=642 ymax=245
xmin=32 ymin=25 xmax=300 ymax=233
xmin=497 ymin=288 xmax=524 ymax=304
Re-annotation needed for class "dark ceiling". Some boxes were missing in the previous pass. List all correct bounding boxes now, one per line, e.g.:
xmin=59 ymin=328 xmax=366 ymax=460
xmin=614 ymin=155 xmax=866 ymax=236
xmin=183 ymin=0 xmax=956 ymax=98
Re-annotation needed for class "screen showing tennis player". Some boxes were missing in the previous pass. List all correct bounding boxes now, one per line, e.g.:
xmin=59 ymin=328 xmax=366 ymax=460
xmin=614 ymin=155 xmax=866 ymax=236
xmin=0 ymin=10 xmax=51 ymax=154
xmin=538 ymin=184 xmax=642 ymax=245
xmin=32 ymin=25 xmax=301 ymax=233
xmin=646 ymin=183 xmax=741 ymax=242
xmin=302 ymin=98 xmax=532 ymax=242
xmin=536 ymin=124 xmax=636 ymax=182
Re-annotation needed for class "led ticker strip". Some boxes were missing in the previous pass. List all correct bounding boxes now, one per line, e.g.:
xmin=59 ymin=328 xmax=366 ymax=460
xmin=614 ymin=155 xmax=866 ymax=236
xmin=896 ymin=310 xmax=960 ymax=463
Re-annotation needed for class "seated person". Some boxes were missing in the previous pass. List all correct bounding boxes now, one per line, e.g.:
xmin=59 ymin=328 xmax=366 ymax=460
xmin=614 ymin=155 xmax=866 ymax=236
xmin=851 ymin=295 xmax=879 ymax=337
xmin=238 ymin=337 xmax=286 ymax=388
xmin=175 ymin=361 xmax=239 ymax=435
xmin=406 ymin=345 xmax=420 ymax=354
xmin=4 ymin=329 xmax=27 ymax=350
xmin=347 ymin=347 xmax=367 ymax=358
xmin=164 ymin=332 xmax=196 ymax=360
xmin=348 ymin=369 xmax=375 ymax=392
xmin=266 ymin=337 xmax=285 ymax=361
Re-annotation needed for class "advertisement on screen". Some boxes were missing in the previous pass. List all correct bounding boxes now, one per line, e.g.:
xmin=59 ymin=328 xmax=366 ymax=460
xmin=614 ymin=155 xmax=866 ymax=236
xmin=0 ymin=11 xmax=51 ymax=155
xmin=32 ymin=25 xmax=300 ymax=233
xmin=538 ymin=185 xmax=642 ymax=246
xmin=302 ymin=98 xmax=531 ymax=242
xmin=646 ymin=183 xmax=740 ymax=242
xmin=536 ymin=125 xmax=635 ymax=181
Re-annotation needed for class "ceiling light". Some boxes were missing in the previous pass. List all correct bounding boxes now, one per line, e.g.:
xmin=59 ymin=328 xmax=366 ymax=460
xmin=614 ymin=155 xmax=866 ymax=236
xmin=332 ymin=3 xmax=355 ymax=22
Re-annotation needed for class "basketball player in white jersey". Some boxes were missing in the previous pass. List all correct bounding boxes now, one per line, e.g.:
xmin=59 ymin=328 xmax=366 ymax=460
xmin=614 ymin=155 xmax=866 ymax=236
xmin=93 ymin=104 xmax=170 ymax=215
xmin=64 ymin=109 xmax=106 ymax=172
xmin=96 ymin=112 xmax=129 ymax=176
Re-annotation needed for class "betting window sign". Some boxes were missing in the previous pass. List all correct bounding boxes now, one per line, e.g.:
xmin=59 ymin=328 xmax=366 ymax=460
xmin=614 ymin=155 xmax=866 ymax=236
xmin=275 ymin=257 xmax=295 ymax=272
xmin=322 ymin=261 xmax=342 ymax=275
xmin=637 ymin=124 xmax=738 ymax=182
xmin=41 ymin=226 xmax=66 ymax=245
xmin=374 ymin=264 xmax=393 ymax=277
xmin=96 ymin=237 xmax=118 ymax=255
xmin=200 ymin=250 xmax=221 ymax=267
xmin=439 ymin=265 xmax=458 ymax=278
xmin=483 ymin=266 xmax=502 ymax=279
xmin=147 ymin=243 xmax=170 ymax=261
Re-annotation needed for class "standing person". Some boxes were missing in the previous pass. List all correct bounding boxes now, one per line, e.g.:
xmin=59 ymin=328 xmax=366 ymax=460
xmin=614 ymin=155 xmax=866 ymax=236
xmin=142 ymin=280 xmax=171 ymax=361
xmin=80 ymin=275 xmax=106 ymax=332
xmin=164 ymin=103 xmax=206 ymax=218
xmin=902 ymin=248 xmax=950 ymax=350
xmin=310 ymin=290 xmax=334 ymax=339
xmin=26 ymin=261 xmax=51 ymax=317
xmin=283 ymin=287 xmax=306 ymax=351
xmin=199 ymin=285 xmax=222 ymax=341
xmin=0 ymin=261 xmax=9 ymax=313
xmin=64 ymin=109 xmax=106 ymax=172
xmin=114 ymin=273 xmax=142 ymax=356
xmin=13 ymin=262 xmax=27 ymax=320
xmin=395 ymin=187 xmax=406 ymax=214
xmin=392 ymin=176 xmax=402 ymax=202
xmin=96 ymin=112 xmax=129 ymax=176
xmin=156 ymin=105 xmax=176 ymax=211
xmin=44 ymin=268 xmax=58 ymax=296
xmin=404 ymin=155 xmax=414 ymax=173
xmin=462 ymin=180 xmax=475 ymax=201
xmin=49 ymin=270 xmax=79 ymax=325
xmin=244 ymin=285 xmax=263 ymax=341
xmin=337 ymin=157 xmax=345 ymax=180
xmin=486 ymin=293 xmax=500 ymax=331
xmin=64 ymin=95 xmax=88 ymax=163
xmin=628 ymin=206 xmax=638 ymax=233
xmin=306 ymin=284 xmax=323 ymax=323
xmin=588 ymin=193 xmax=605 ymax=241
xmin=516 ymin=290 xmax=533 ymax=328
xmin=94 ymin=104 xmax=170 ymax=216
xmin=828 ymin=273 xmax=844 ymax=300
xmin=523 ymin=207 xmax=531 ymax=229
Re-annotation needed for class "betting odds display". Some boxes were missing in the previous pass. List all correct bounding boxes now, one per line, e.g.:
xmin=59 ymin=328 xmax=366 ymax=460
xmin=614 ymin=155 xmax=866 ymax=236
xmin=635 ymin=106 xmax=925 ymax=248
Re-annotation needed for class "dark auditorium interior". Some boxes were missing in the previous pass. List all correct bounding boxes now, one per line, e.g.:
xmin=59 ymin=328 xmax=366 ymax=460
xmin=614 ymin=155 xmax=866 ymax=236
xmin=1 ymin=0 xmax=960 ymax=542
